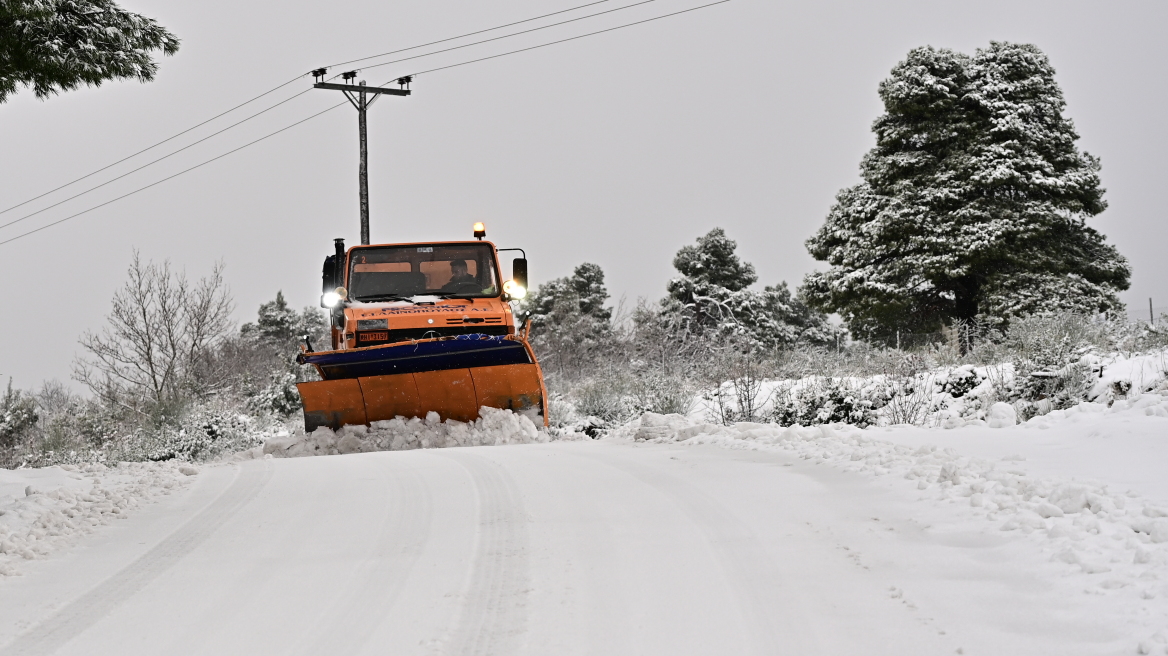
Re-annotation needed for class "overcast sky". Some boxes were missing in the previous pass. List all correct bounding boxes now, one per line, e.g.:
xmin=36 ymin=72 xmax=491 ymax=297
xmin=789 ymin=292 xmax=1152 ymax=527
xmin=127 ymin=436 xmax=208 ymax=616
xmin=2 ymin=0 xmax=1165 ymax=391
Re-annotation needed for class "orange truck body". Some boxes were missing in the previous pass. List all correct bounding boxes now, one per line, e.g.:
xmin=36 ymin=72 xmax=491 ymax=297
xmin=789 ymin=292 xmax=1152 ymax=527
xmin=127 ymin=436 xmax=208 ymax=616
xmin=295 ymin=239 xmax=547 ymax=433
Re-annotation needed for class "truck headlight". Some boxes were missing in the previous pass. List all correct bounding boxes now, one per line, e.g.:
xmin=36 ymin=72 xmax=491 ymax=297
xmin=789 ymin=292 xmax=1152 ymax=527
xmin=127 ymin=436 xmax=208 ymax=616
xmin=502 ymin=279 xmax=526 ymax=300
xmin=322 ymin=287 xmax=346 ymax=308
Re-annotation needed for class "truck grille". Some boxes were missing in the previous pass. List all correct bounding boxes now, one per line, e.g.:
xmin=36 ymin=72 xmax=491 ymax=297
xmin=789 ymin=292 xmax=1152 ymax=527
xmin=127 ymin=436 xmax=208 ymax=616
xmin=355 ymin=325 xmax=509 ymax=347
xmin=445 ymin=317 xmax=505 ymax=325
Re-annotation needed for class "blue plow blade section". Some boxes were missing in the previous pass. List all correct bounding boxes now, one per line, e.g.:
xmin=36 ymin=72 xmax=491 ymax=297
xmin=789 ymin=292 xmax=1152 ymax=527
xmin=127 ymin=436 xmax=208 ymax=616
xmin=298 ymin=334 xmax=533 ymax=380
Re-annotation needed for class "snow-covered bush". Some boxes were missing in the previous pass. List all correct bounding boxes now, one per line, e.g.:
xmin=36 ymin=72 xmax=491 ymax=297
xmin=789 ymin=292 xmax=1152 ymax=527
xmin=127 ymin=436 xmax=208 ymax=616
xmin=700 ymin=348 xmax=776 ymax=424
xmin=627 ymin=368 xmax=695 ymax=417
xmin=132 ymin=408 xmax=264 ymax=462
xmin=245 ymin=371 xmax=303 ymax=417
xmin=2 ymin=282 xmax=327 ymax=468
xmin=1003 ymin=313 xmax=1111 ymax=417
xmin=1133 ymin=316 xmax=1168 ymax=351
xmin=570 ymin=379 xmax=628 ymax=423
xmin=772 ymin=378 xmax=883 ymax=428
xmin=939 ymin=365 xmax=981 ymax=398
xmin=0 ymin=380 xmax=38 ymax=451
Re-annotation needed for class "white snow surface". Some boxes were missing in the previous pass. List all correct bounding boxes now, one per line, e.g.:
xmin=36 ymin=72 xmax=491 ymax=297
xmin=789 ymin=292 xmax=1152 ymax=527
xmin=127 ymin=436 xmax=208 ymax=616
xmin=623 ymin=390 xmax=1168 ymax=653
xmin=1 ymin=397 xmax=1167 ymax=653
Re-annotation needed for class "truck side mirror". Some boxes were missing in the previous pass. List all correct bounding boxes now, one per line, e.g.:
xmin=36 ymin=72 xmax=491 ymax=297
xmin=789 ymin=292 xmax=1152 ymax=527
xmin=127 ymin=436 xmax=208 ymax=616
xmin=333 ymin=238 xmax=346 ymax=288
xmin=321 ymin=255 xmax=336 ymax=307
xmin=512 ymin=257 xmax=528 ymax=289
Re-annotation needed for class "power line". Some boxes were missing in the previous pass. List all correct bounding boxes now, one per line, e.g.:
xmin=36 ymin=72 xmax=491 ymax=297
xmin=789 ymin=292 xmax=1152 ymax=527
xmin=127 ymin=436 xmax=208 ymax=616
xmin=323 ymin=0 xmax=616 ymax=69
xmin=0 ymin=0 xmax=731 ymax=248
xmin=1 ymin=0 xmax=636 ymax=231
xmin=346 ymin=0 xmax=663 ymax=74
xmin=0 ymin=101 xmax=349 ymax=247
xmin=408 ymin=0 xmax=729 ymax=77
xmin=0 ymin=0 xmax=658 ymax=232
xmin=0 ymin=74 xmax=307 ymax=218
xmin=0 ymin=85 xmax=319 ymax=232
xmin=0 ymin=0 xmax=622 ymax=218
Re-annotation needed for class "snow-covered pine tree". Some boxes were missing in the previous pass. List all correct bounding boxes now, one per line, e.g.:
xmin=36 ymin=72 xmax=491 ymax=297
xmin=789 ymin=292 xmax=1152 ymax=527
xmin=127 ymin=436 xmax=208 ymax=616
xmin=235 ymin=292 xmax=327 ymax=416
xmin=568 ymin=263 xmax=611 ymax=322
xmin=522 ymin=262 xmax=612 ymax=332
xmin=665 ymin=228 xmax=833 ymax=348
xmin=802 ymin=42 xmax=1130 ymax=345
xmin=0 ymin=379 xmax=38 ymax=450
xmin=241 ymin=291 xmax=326 ymax=347
xmin=0 ymin=0 xmax=179 ymax=103
xmin=519 ymin=263 xmax=614 ymax=379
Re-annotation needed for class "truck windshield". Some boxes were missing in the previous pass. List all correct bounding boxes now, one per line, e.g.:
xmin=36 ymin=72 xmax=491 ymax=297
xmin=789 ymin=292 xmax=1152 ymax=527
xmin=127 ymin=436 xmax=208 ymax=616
xmin=347 ymin=243 xmax=499 ymax=301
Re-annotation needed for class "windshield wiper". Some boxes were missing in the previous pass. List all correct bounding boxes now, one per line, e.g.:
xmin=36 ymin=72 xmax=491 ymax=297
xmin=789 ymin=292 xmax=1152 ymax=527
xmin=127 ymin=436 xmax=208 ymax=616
xmin=359 ymin=294 xmax=415 ymax=303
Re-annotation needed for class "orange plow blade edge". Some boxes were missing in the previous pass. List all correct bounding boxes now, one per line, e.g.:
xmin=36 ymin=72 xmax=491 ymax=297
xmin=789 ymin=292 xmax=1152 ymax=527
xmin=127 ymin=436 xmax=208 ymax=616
xmin=296 ymin=362 xmax=547 ymax=432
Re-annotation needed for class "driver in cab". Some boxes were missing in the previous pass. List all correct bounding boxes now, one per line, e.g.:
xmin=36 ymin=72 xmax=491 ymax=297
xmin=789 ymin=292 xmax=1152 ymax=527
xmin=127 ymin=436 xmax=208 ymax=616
xmin=442 ymin=259 xmax=477 ymax=292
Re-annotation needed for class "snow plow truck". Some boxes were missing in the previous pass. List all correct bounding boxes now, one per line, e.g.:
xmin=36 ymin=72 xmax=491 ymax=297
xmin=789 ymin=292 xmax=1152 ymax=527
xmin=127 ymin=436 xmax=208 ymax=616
xmin=295 ymin=224 xmax=547 ymax=432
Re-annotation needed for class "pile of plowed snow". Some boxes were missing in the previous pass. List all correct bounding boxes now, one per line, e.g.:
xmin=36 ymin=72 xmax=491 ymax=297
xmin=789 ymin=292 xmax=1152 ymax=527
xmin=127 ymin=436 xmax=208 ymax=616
xmin=261 ymin=407 xmax=549 ymax=458
xmin=0 ymin=462 xmax=195 ymax=576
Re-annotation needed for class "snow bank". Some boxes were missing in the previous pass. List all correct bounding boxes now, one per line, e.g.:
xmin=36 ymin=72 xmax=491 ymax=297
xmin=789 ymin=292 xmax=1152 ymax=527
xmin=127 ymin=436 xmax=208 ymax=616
xmin=0 ymin=462 xmax=193 ymax=576
xmin=261 ymin=407 xmax=549 ymax=458
xmin=691 ymin=349 xmax=1168 ymax=429
xmin=622 ymin=395 xmax=1168 ymax=650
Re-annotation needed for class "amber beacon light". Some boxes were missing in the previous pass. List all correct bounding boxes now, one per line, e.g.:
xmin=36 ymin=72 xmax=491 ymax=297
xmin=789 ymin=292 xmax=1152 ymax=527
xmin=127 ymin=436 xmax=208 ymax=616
xmin=473 ymin=222 xmax=486 ymax=240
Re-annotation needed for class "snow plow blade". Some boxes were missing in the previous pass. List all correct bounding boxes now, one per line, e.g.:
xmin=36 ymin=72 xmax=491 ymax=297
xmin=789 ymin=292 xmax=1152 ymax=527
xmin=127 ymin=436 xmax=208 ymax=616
xmin=296 ymin=335 xmax=547 ymax=432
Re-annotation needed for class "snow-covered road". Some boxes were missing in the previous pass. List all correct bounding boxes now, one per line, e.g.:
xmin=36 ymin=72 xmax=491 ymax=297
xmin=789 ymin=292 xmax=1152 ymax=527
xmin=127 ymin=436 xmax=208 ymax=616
xmin=0 ymin=439 xmax=1134 ymax=655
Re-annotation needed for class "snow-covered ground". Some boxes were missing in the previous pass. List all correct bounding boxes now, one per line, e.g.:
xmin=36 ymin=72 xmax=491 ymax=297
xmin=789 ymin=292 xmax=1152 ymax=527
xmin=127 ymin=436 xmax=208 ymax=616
xmin=624 ymin=391 xmax=1168 ymax=654
xmin=0 ymin=395 xmax=1166 ymax=654
xmin=0 ymin=462 xmax=195 ymax=577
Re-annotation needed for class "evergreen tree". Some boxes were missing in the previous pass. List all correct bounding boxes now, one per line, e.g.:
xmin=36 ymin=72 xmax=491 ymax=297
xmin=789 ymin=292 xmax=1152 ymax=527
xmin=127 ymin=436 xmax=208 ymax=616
xmin=241 ymin=291 xmax=326 ymax=346
xmin=236 ymin=292 xmax=327 ymax=416
xmin=671 ymin=228 xmax=757 ymax=292
xmin=1 ymin=0 xmax=179 ymax=103
xmin=569 ymin=262 xmax=611 ymax=321
xmin=803 ymin=42 xmax=1130 ymax=344
xmin=0 ymin=378 xmax=38 ymax=450
xmin=523 ymin=262 xmax=612 ymax=332
xmin=521 ymin=263 xmax=613 ymax=377
xmin=665 ymin=228 xmax=834 ymax=348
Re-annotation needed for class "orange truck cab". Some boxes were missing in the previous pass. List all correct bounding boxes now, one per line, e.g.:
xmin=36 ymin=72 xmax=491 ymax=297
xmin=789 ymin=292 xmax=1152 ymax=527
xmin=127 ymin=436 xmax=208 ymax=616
xmin=295 ymin=229 xmax=547 ymax=433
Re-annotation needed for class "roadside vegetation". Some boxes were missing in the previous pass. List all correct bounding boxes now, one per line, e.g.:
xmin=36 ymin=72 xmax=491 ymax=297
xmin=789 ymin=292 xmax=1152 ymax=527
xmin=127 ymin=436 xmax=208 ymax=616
xmin=522 ymin=232 xmax=1168 ymax=435
xmin=1 ymin=253 xmax=325 ymax=468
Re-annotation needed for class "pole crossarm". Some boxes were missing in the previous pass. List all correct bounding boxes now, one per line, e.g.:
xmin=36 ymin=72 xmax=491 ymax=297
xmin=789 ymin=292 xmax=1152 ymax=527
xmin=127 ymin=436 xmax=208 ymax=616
xmin=313 ymin=82 xmax=411 ymax=96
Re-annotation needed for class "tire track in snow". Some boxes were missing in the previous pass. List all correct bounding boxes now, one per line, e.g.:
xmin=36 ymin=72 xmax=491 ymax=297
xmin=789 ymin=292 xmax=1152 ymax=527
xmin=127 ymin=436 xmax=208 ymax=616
xmin=294 ymin=453 xmax=434 ymax=655
xmin=574 ymin=448 xmax=814 ymax=655
xmin=439 ymin=450 xmax=530 ymax=656
xmin=0 ymin=460 xmax=274 ymax=656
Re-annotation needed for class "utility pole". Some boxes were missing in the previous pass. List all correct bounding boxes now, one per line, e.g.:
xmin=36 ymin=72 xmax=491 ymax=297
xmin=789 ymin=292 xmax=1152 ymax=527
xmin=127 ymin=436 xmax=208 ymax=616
xmin=312 ymin=69 xmax=411 ymax=245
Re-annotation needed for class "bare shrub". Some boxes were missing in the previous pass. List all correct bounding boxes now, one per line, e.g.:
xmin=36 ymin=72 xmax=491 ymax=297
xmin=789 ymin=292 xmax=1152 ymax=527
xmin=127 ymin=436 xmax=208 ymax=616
xmin=881 ymin=375 xmax=937 ymax=426
xmin=701 ymin=346 xmax=773 ymax=424
xmin=73 ymin=252 xmax=233 ymax=422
